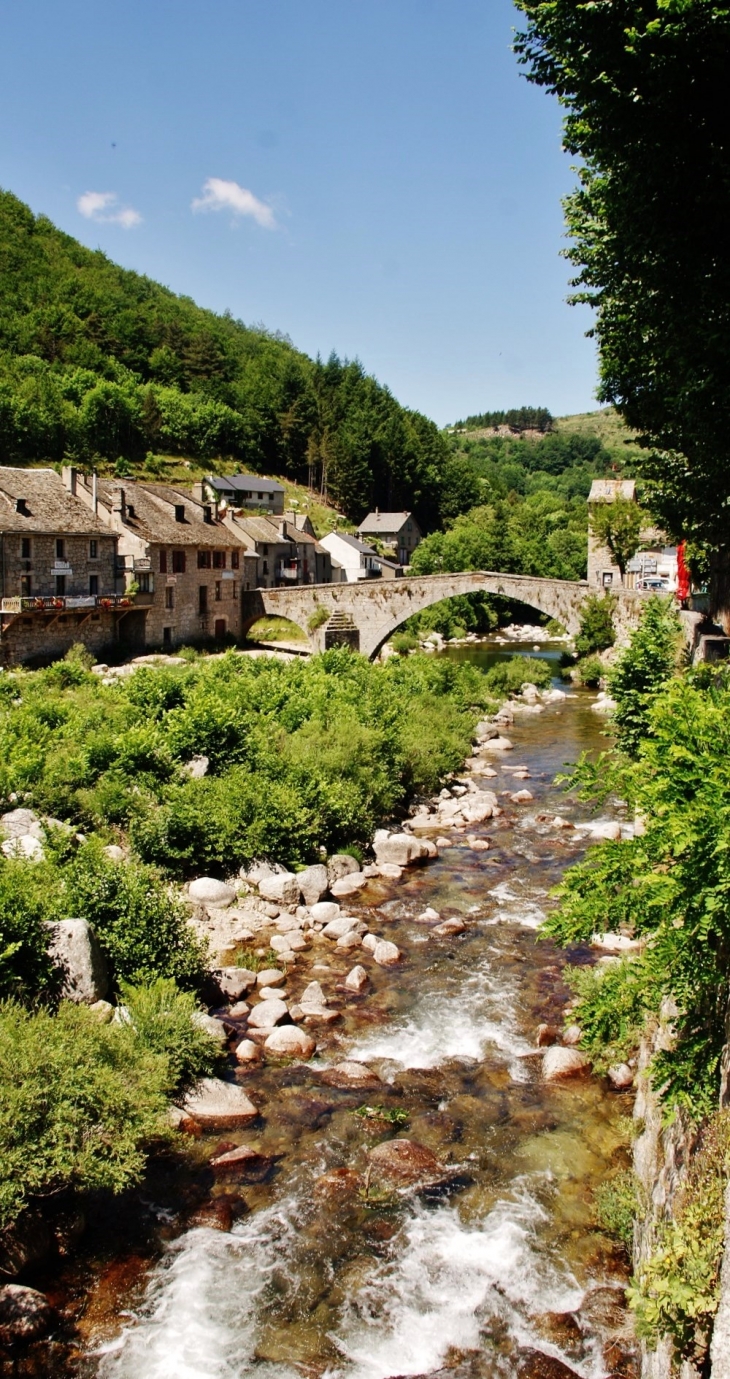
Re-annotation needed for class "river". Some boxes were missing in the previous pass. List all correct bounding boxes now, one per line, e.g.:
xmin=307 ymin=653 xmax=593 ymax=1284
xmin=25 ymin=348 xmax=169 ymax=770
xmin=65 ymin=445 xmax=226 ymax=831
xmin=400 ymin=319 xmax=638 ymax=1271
xmin=64 ymin=640 xmax=636 ymax=1379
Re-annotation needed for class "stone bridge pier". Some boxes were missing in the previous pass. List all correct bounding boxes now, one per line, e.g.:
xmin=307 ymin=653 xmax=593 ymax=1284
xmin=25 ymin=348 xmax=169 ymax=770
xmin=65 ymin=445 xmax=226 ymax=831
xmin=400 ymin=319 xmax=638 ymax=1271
xmin=241 ymin=571 xmax=647 ymax=660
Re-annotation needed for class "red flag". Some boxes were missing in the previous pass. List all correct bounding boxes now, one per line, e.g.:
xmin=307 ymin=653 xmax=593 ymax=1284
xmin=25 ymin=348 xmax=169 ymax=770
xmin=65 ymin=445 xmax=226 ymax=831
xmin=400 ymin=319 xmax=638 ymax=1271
xmin=676 ymin=541 xmax=691 ymax=602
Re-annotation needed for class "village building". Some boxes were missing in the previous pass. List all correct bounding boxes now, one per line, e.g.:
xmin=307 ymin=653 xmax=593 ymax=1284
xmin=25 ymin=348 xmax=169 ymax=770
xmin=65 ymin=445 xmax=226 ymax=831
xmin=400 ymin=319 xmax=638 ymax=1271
xmin=319 ymin=531 xmax=401 ymax=582
xmin=199 ymin=474 xmax=285 ymax=515
xmin=0 ymin=468 xmax=122 ymax=666
xmin=356 ymin=511 xmax=421 ymax=565
xmin=69 ymin=471 xmax=253 ymax=650
xmin=587 ymin=478 xmax=678 ymax=592
xmin=223 ymin=512 xmax=339 ymax=587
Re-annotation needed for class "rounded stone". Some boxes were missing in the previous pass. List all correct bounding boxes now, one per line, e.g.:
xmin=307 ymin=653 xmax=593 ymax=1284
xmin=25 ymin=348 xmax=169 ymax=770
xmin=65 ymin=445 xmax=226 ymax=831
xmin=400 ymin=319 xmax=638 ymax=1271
xmin=264 ymin=1025 xmax=316 ymax=1058
xmin=188 ymin=877 xmax=237 ymax=907
xmin=542 ymin=1046 xmax=588 ymax=1081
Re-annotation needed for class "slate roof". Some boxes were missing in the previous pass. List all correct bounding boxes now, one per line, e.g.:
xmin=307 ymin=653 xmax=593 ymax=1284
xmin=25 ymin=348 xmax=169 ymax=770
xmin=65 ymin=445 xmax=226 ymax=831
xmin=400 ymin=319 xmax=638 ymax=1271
xmin=357 ymin=511 xmax=414 ymax=534
xmin=207 ymin=474 xmax=285 ymax=495
xmin=0 ymin=468 xmax=110 ymax=535
xmin=94 ymin=480 xmax=238 ymax=548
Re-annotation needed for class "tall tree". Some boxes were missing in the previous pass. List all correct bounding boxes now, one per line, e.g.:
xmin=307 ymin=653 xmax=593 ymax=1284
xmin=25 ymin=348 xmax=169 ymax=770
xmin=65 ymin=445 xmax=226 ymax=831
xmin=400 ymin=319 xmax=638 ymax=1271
xmin=514 ymin=1 xmax=730 ymax=621
xmin=590 ymin=498 xmax=643 ymax=584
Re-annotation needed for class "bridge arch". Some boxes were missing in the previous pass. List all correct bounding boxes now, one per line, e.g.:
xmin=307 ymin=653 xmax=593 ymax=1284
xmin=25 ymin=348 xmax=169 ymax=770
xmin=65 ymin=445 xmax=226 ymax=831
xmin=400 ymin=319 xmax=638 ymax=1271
xmin=241 ymin=572 xmax=646 ymax=661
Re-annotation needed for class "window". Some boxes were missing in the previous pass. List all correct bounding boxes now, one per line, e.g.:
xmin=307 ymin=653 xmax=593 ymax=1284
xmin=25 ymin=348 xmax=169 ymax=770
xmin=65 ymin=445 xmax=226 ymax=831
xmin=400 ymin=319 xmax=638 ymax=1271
xmin=268 ymin=493 xmax=274 ymax=502
xmin=262 ymin=560 xmax=268 ymax=576
xmin=55 ymin=575 xmax=66 ymax=596
xmin=89 ymin=539 xmax=98 ymax=558
xmin=159 ymin=551 xmax=167 ymax=574
xmin=262 ymin=544 xmax=269 ymax=556
xmin=215 ymin=581 xmax=222 ymax=602
xmin=213 ymin=550 xmax=226 ymax=569
xmin=197 ymin=550 xmax=211 ymax=569
xmin=165 ymin=586 xmax=174 ymax=610
xmin=20 ymin=575 xmax=31 ymax=597
xmin=163 ymin=627 xmax=172 ymax=645
xmin=199 ymin=586 xmax=208 ymax=614
xmin=174 ymin=504 xmax=185 ymax=523
xmin=231 ymin=581 xmax=238 ymax=600
xmin=127 ymin=504 xmax=136 ymax=519
xmin=89 ymin=575 xmax=99 ymax=596
xmin=138 ymin=573 xmax=151 ymax=594
xmin=171 ymin=551 xmax=186 ymax=574
xmin=21 ymin=538 xmax=31 ymax=560
xmin=55 ymin=538 xmax=65 ymax=560
xmin=231 ymin=550 xmax=239 ymax=570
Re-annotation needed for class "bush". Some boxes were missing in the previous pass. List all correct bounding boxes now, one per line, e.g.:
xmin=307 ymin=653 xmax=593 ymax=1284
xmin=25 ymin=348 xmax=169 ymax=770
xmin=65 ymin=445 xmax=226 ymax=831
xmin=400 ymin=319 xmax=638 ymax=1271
xmin=307 ymin=606 xmax=330 ymax=632
xmin=0 ymin=1000 xmax=170 ymax=1228
xmin=609 ymin=596 xmax=682 ymax=757
xmin=120 ymin=979 xmax=220 ymax=1091
xmin=595 ymin=1169 xmax=638 ymax=1250
xmin=575 ymin=593 xmax=616 ymax=657
xmin=391 ymin=631 xmax=419 ymax=654
xmin=482 ymin=655 xmax=552 ymax=696
xmin=0 ymin=859 xmax=60 ymax=1003
xmin=574 ymin=655 xmax=604 ymax=687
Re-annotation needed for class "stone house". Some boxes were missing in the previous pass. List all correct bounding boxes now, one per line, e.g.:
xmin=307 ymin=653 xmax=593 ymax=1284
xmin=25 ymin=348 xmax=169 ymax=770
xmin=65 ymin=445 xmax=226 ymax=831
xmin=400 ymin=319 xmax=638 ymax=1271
xmin=587 ymin=478 xmax=678 ymax=591
xmin=356 ymin=511 xmax=422 ymax=565
xmin=199 ymin=474 xmax=285 ymax=515
xmin=224 ymin=512 xmax=339 ymax=587
xmin=69 ymin=471 xmax=252 ymax=650
xmin=0 ymin=468 xmax=122 ymax=666
xmin=318 ymin=531 xmax=400 ymax=583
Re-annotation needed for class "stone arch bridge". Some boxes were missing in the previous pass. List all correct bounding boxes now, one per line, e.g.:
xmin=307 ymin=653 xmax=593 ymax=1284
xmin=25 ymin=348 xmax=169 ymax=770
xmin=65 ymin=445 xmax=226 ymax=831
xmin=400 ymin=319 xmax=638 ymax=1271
xmin=241 ymin=571 xmax=646 ymax=660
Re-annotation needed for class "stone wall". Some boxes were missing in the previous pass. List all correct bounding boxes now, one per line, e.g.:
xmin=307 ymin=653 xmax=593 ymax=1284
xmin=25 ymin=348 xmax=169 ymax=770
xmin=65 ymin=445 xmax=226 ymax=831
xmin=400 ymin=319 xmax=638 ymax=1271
xmin=0 ymin=608 xmax=119 ymax=666
xmin=1 ymin=531 xmax=117 ymax=600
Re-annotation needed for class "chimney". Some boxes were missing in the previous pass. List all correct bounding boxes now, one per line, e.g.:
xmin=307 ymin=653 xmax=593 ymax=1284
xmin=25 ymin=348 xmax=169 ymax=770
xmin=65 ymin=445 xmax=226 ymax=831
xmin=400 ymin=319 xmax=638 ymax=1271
xmin=112 ymin=486 xmax=126 ymax=520
xmin=192 ymin=481 xmax=205 ymax=503
xmin=62 ymin=465 xmax=77 ymax=496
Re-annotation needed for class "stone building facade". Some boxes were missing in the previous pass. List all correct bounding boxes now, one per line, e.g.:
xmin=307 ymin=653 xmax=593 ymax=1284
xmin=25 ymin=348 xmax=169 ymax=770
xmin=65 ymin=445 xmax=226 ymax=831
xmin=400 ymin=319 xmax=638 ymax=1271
xmin=0 ymin=468 xmax=121 ymax=665
xmin=70 ymin=472 xmax=251 ymax=650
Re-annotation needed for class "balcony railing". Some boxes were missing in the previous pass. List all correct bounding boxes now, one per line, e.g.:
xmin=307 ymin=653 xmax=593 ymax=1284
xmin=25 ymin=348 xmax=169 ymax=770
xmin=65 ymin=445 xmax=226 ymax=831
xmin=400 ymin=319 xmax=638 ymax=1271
xmin=1 ymin=594 xmax=134 ymax=614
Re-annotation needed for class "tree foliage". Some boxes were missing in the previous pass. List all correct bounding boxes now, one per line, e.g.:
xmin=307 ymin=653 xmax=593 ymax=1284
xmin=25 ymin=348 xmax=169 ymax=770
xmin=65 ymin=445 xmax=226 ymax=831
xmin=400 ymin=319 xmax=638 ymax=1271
xmin=574 ymin=593 xmax=616 ymax=658
xmin=514 ymin=1 xmax=730 ymax=581
xmin=589 ymin=499 xmax=643 ymax=580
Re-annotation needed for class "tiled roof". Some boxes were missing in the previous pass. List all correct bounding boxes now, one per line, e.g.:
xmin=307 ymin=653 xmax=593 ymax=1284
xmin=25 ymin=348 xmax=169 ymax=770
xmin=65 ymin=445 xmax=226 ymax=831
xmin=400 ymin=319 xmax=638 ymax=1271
xmin=357 ymin=511 xmax=412 ymax=534
xmin=0 ymin=468 xmax=110 ymax=535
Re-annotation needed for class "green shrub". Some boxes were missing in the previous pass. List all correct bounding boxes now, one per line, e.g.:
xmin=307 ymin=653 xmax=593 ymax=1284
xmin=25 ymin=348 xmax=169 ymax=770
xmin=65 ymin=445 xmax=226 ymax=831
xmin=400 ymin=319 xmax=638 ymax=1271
xmin=0 ymin=860 xmax=60 ymax=1003
xmin=609 ymin=596 xmax=682 ymax=757
xmin=575 ymin=593 xmax=616 ymax=657
xmin=574 ymin=654 xmax=604 ymax=687
xmin=546 ymin=618 xmax=566 ymax=636
xmin=307 ymin=605 xmax=330 ymax=632
xmin=595 ymin=1169 xmax=638 ymax=1250
xmin=391 ymin=631 xmax=419 ymax=654
xmin=120 ymin=979 xmax=220 ymax=1091
xmin=0 ymin=1000 xmax=170 ymax=1228
xmin=482 ymin=655 xmax=552 ymax=696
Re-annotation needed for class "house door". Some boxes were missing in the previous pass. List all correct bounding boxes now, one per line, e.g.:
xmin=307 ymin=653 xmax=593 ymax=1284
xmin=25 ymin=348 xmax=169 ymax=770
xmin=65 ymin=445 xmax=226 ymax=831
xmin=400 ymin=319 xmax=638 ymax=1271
xmin=214 ymin=618 xmax=226 ymax=640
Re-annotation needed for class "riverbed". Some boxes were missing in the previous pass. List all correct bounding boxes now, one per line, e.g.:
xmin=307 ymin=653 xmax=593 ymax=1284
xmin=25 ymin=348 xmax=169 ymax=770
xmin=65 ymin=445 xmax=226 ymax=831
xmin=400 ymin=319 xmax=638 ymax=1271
xmin=55 ymin=642 xmax=637 ymax=1379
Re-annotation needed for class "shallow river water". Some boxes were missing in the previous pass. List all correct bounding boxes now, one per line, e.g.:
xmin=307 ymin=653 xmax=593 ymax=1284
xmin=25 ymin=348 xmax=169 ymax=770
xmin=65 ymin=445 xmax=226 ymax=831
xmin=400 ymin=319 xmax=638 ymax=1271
xmin=64 ymin=643 xmax=636 ymax=1379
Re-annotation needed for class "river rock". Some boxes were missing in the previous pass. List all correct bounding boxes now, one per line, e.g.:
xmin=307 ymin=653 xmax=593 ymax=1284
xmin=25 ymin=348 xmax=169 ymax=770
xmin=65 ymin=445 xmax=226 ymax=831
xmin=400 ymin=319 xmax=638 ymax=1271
xmin=322 ymin=915 xmax=363 ymax=940
xmin=248 ymin=999 xmax=288 ymax=1029
xmin=273 ymin=932 xmax=307 ymax=952
xmin=327 ymin=854 xmax=361 ymax=885
xmin=235 ymin=1039 xmax=262 ymax=1065
xmin=562 ymin=1024 xmax=582 ymax=1046
xmin=373 ymin=832 xmax=430 ymax=867
xmin=343 ymin=965 xmax=369 ymax=993
xmin=264 ymin=1025 xmax=316 ymax=1058
xmin=258 ymin=872 xmax=301 ymax=906
xmin=313 ymin=1167 xmax=364 ymax=1200
xmin=183 ymin=754 xmax=209 ymax=779
xmin=257 ymin=969 xmax=286 ymax=988
xmin=210 ymin=1144 xmax=277 ymax=1180
xmin=542 ymin=1047 xmax=588 ymax=1081
xmin=416 ymin=907 xmax=440 ymax=923
xmin=0 ymin=808 xmax=43 ymax=840
xmin=192 ymin=1011 xmax=229 ymax=1047
xmin=259 ymin=985 xmax=288 ymax=1000
xmin=367 ymin=1139 xmax=452 ymax=1190
xmin=378 ymin=862 xmax=404 ymax=880
xmin=0 ymin=1212 xmax=53 ymax=1281
xmin=2 ymin=833 xmax=43 ymax=859
xmin=310 ymin=900 xmax=340 ymax=923
xmin=330 ymin=872 xmax=369 ymax=897
xmin=608 ymin=1062 xmax=634 ymax=1089
xmin=361 ymin=933 xmax=378 ymax=953
xmin=432 ymin=918 xmax=465 ymax=937
xmin=515 ymin=1350 xmax=581 ymax=1379
xmin=372 ymin=938 xmax=401 ymax=966
xmin=535 ymin=1024 xmax=559 ymax=1048
xmin=459 ymin=797 xmax=496 ymax=824
xmin=214 ymin=967 xmax=258 ymax=1001
xmin=336 ymin=930 xmax=364 ymax=950
xmin=300 ymin=980 xmax=327 ymax=1008
xmin=469 ymin=838 xmax=490 ymax=851
xmin=319 ymin=1060 xmax=381 ymax=1089
xmin=189 ymin=877 xmax=237 ymax=907
xmin=591 ymin=931 xmax=642 ymax=953
xmin=182 ymin=1078 xmax=258 ymax=1129
xmin=481 ymin=736 xmax=514 ymax=752
xmin=510 ymin=789 xmax=534 ymax=804
xmin=0 ymin=1284 xmax=53 ymax=1342
xmin=46 ymin=918 xmax=109 ymax=1004
xmin=588 ymin=821 xmax=622 ymax=841
xmin=295 ymin=864 xmax=329 ymax=906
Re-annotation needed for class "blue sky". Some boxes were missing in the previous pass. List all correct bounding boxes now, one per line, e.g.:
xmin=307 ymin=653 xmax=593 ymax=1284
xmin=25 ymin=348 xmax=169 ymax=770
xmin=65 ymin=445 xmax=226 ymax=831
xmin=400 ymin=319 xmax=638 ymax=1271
xmin=0 ymin=0 xmax=599 ymax=426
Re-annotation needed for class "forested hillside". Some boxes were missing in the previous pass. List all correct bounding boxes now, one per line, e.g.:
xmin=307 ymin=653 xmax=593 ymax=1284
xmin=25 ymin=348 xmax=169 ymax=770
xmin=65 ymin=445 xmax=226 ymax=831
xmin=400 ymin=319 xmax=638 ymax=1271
xmin=0 ymin=191 xmax=452 ymax=526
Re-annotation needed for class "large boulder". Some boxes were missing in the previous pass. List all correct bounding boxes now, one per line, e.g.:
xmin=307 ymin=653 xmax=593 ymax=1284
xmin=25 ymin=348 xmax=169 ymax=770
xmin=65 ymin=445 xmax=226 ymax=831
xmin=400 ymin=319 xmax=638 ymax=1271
xmin=191 ymin=1011 xmax=228 ymax=1048
xmin=247 ymin=999 xmax=288 ymax=1029
xmin=542 ymin=1047 xmax=588 ymax=1081
xmin=367 ymin=1139 xmax=457 ymax=1191
xmin=213 ymin=967 xmax=258 ymax=1001
xmin=295 ymin=864 xmax=329 ymax=906
xmin=188 ymin=877 xmax=237 ymax=907
xmin=1 ymin=834 xmax=44 ymax=860
xmin=0 ymin=1284 xmax=53 ymax=1343
xmin=182 ymin=1078 xmax=258 ymax=1128
xmin=46 ymin=918 xmax=109 ymax=1004
xmin=299 ymin=980 xmax=328 ymax=1009
xmin=373 ymin=832 xmax=430 ymax=868
xmin=310 ymin=901 xmax=340 ymax=924
xmin=319 ymin=1060 xmax=382 ymax=1089
xmin=327 ymin=854 xmax=360 ymax=886
xmin=0 ymin=809 xmax=43 ymax=841
xmin=258 ymin=873 xmax=301 ymax=906
xmin=264 ymin=1026 xmax=316 ymax=1058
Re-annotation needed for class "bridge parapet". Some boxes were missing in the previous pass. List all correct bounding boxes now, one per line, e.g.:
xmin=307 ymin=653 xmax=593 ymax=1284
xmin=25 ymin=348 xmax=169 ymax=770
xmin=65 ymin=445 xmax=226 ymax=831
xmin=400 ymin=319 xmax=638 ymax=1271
xmin=241 ymin=572 xmax=647 ymax=660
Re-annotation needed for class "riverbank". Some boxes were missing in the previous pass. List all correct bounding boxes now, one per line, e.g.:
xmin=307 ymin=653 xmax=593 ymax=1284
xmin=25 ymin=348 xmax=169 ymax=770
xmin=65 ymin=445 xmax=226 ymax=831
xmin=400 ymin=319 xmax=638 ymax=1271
xmin=40 ymin=669 xmax=639 ymax=1379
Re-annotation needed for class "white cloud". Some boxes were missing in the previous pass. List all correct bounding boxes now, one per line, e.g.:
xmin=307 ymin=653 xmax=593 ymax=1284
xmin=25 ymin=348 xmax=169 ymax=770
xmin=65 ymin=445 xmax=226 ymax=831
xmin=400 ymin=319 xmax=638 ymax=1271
xmin=77 ymin=190 xmax=142 ymax=228
xmin=191 ymin=177 xmax=276 ymax=229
